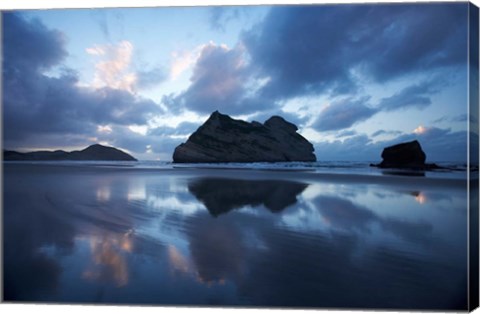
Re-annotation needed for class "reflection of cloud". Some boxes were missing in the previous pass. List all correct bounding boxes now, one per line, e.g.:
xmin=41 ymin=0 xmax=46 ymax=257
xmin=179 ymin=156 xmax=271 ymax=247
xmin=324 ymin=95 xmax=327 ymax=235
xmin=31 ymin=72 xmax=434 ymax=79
xmin=412 ymin=191 xmax=427 ymax=204
xmin=127 ymin=183 xmax=146 ymax=201
xmin=178 ymin=185 xmax=466 ymax=309
xmin=316 ymin=196 xmax=377 ymax=232
xmin=314 ymin=195 xmax=434 ymax=244
xmin=167 ymin=245 xmax=191 ymax=274
xmin=96 ymin=185 xmax=111 ymax=201
xmin=187 ymin=215 xmax=245 ymax=285
xmin=83 ymin=230 xmax=134 ymax=287
xmin=146 ymin=195 xmax=204 ymax=215
xmin=3 ymin=184 xmax=75 ymax=300
xmin=188 ymin=178 xmax=308 ymax=217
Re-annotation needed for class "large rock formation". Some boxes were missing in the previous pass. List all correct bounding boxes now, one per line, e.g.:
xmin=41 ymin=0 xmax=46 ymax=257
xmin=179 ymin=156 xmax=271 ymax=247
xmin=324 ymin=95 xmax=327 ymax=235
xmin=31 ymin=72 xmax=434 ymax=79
xmin=372 ymin=140 xmax=438 ymax=169
xmin=173 ymin=111 xmax=316 ymax=163
xmin=4 ymin=144 xmax=137 ymax=161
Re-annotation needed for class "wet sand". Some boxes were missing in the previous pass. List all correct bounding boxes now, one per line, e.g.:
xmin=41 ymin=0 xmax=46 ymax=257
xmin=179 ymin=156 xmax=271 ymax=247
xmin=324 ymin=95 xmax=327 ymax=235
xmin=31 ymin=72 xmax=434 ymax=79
xmin=3 ymin=163 xmax=469 ymax=309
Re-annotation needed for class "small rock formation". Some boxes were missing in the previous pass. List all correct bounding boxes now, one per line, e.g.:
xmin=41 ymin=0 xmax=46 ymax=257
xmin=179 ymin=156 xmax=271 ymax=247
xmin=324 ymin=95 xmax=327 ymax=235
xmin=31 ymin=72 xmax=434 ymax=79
xmin=173 ymin=111 xmax=316 ymax=163
xmin=371 ymin=140 xmax=439 ymax=170
xmin=4 ymin=144 xmax=137 ymax=161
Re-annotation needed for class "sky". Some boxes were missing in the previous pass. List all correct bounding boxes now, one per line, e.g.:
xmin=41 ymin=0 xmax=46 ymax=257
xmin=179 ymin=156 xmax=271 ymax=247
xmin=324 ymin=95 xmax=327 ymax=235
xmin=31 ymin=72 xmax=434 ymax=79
xmin=1 ymin=2 xmax=477 ymax=162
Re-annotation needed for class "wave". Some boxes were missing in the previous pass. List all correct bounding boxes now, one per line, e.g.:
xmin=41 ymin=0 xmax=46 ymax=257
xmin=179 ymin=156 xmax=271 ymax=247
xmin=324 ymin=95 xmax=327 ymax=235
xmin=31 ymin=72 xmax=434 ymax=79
xmin=5 ymin=159 xmax=470 ymax=179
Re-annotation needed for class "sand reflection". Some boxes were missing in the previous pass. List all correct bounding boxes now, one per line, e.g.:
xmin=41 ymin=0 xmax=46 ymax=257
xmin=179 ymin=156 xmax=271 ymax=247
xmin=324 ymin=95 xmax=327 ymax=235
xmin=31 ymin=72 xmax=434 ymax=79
xmin=412 ymin=191 xmax=427 ymax=204
xmin=83 ymin=230 xmax=134 ymax=287
xmin=167 ymin=245 xmax=191 ymax=274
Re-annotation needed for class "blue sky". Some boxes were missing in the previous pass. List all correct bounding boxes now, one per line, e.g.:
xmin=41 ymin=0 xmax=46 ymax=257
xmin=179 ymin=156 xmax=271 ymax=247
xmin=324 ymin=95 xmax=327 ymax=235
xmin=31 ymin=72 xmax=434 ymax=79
xmin=2 ymin=2 xmax=475 ymax=161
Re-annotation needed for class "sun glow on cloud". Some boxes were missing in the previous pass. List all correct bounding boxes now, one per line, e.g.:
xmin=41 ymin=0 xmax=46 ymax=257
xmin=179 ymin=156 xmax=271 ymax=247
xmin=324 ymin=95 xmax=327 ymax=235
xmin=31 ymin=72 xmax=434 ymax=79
xmin=413 ymin=125 xmax=427 ymax=134
xmin=170 ymin=50 xmax=198 ymax=81
xmin=97 ymin=125 xmax=113 ymax=133
xmin=87 ymin=40 xmax=137 ymax=93
xmin=128 ymin=125 xmax=148 ymax=136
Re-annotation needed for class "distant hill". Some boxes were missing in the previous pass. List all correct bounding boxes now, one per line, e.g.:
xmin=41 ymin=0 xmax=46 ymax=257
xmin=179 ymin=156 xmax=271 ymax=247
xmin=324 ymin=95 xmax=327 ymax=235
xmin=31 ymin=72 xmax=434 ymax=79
xmin=4 ymin=144 xmax=137 ymax=161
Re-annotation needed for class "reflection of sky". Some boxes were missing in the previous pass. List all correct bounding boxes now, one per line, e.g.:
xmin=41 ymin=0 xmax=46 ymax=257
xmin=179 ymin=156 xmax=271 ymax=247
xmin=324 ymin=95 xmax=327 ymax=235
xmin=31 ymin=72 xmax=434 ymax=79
xmin=3 ymin=165 xmax=469 ymax=309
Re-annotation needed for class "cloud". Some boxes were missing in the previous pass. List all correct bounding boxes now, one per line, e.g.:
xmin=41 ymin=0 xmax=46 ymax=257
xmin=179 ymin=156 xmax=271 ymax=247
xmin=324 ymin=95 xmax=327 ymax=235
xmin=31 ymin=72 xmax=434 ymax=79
xmin=338 ymin=130 xmax=357 ymax=137
xmin=148 ymin=121 xmax=199 ymax=137
xmin=371 ymin=129 xmax=402 ymax=137
xmin=168 ymin=4 xmax=467 ymax=127
xmin=170 ymin=49 xmax=199 ymax=80
xmin=209 ymin=7 xmax=241 ymax=32
xmin=378 ymin=79 xmax=445 ymax=112
xmin=2 ymin=13 xmax=67 ymax=76
xmin=314 ymin=135 xmax=375 ymax=161
xmin=242 ymin=3 xmax=467 ymax=101
xmin=88 ymin=41 xmax=136 ymax=93
xmin=86 ymin=41 xmax=167 ymax=92
xmin=313 ymin=127 xmax=467 ymax=162
xmin=433 ymin=114 xmax=468 ymax=124
xmin=309 ymin=77 xmax=452 ymax=133
xmin=312 ymin=97 xmax=378 ymax=131
xmin=248 ymin=110 xmax=308 ymax=129
xmin=90 ymin=10 xmax=111 ymax=41
xmin=172 ymin=42 xmax=267 ymax=115
xmin=2 ymin=13 xmax=163 ymax=153
xmin=136 ymin=67 xmax=168 ymax=90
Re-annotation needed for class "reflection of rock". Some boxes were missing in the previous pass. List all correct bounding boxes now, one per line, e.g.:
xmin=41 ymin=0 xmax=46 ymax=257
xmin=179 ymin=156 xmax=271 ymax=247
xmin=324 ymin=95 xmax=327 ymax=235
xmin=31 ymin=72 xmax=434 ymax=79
xmin=188 ymin=178 xmax=308 ymax=217
xmin=173 ymin=111 xmax=316 ymax=163
xmin=371 ymin=140 xmax=439 ymax=170
xmin=183 ymin=191 xmax=464 ymax=309
xmin=381 ymin=170 xmax=425 ymax=177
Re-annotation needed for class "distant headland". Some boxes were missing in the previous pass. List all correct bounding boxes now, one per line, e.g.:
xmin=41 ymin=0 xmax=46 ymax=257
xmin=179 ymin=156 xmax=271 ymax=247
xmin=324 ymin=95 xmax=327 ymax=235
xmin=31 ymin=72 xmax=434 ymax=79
xmin=4 ymin=144 xmax=137 ymax=161
xmin=173 ymin=111 xmax=316 ymax=163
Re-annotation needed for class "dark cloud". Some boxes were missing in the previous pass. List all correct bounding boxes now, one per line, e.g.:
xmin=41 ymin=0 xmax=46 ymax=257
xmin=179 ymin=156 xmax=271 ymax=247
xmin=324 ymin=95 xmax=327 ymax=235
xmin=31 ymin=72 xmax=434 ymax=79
xmin=371 ymin=129 xmax=403 ymax=137
xmin=248 ymin=110 xmax=308 ymax=129
xmin=173 ymin=3 xmax=467 ymax=128
xmin=136 ymin=67 xmax=168 ymax=90
xmin=90 ymin=10 xmax=111 ymax=41
xmin=312 ymin=97 xmax=377 ymax=131
xmin=242 ymin=3 xmax=467 ymax=101
xmin=337 ymin=130 xmax=357 ymax=137
xmin=314 ymin=135 xmax=375 ymax=161
xmin=378 ymin=79 xmax=446 ymax=112
xmin=209 ymin=7 xmax=241 ymax=32
xmin=385 ymin=127 xmax=467 ymax=162
xmin=148 ymin=121 xmax=199 ymax=137
xmin=172 ymin=43 xmax=268 ymax=115
xmin=2 ymin=13 xmax=67 ymax=75
xmin=2 ymin=13 xmax=163 ymax=151
xmin=313 ymin=127 xmax=467 ymax=162
xmin=433 ymin=114 xmax=469 ymax=124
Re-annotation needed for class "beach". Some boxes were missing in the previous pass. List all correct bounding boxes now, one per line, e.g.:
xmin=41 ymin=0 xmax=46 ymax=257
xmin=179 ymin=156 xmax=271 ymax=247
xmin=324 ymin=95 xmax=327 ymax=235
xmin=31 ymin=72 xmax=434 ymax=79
xmin=3 ymin=162 xmax=469 ymax=309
